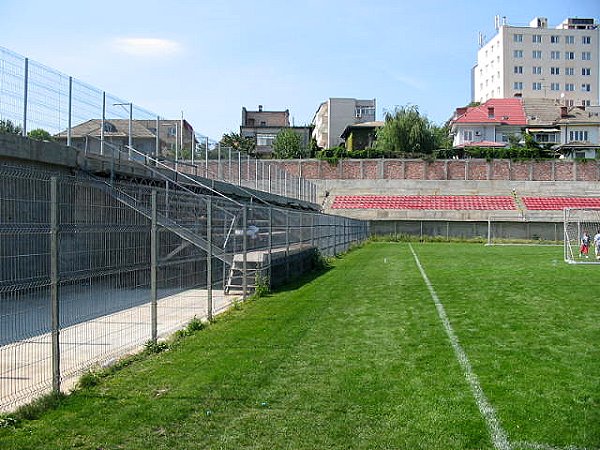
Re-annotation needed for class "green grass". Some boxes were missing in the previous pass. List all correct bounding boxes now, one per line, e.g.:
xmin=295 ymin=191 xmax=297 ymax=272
xmin=0 ymin=243 xmax=598 ymax=449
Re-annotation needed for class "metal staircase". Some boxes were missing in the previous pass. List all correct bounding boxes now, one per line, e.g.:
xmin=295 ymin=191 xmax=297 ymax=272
xmin=91 ymin=178 xmax=233 ymax=265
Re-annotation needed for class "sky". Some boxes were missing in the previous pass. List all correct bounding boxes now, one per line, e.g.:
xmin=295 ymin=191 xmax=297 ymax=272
xmin=1 ymin=0 xmax=598 ymax=140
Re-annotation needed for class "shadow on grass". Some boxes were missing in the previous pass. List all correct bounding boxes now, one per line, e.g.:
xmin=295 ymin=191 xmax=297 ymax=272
xmin=269 ymin=266 xmax=333 ymax=295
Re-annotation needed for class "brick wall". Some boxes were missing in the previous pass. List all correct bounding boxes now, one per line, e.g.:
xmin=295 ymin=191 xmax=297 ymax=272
xmin=267 ymin=159 xmax=600 ymax=182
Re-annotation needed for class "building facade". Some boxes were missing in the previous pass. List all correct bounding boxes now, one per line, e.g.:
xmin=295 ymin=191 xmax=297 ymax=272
xmin=473 ymin=17 xmax=599 ymax=107
xmin=312 ymin=98 xmax=376 ymax=149
xmin=240 ymin=105 xmax=290 ymax=157
xmin=451 ymin=97 xmax=600 ymax=159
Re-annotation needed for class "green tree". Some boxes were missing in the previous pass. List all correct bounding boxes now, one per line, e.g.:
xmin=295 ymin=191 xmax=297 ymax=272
xmin=0 ymin=119 xmax=23 ymax=135
xmin=375 ymin=105 xmax=437 ymax=157
xmin=27 ymin=128 xmax=54 ymax=141
xmin=220 ymin=132 xmax=256 ymax=155
xmin=272 ymin=128 xmax=305 ymax=159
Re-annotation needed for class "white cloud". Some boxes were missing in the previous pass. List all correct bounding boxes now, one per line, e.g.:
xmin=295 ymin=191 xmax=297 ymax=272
xmin=111 ymin=38 xmax=183 ymax=58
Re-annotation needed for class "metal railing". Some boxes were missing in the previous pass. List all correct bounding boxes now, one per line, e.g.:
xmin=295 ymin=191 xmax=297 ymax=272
xmin=0 ymin=163 xmax=367 ymax=412
xmin=0 ymin=45 xmax=316 ymax=203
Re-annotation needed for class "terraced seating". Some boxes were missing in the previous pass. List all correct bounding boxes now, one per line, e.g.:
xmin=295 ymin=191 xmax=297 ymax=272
xmin=331 ymin=195 xmax=516 ymax=210
xmin=522 ymin=197 xmax=600 ymax=210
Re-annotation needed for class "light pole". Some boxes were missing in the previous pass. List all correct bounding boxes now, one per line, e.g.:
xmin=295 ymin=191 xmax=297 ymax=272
xmin=114 ymin=102 xmax=133 ymax=159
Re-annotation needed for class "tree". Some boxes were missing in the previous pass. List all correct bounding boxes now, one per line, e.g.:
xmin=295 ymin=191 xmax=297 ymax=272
xmin=0 ymin=119 xmax=22 ymax=135
xmin=272 ymin=128 xmax=305 ymax=159
xmin=220 ymin=132 xmax=256 ymax=155
xmin=375 ymin=105 xmax=437 ymax=156
xmin=28 ymin=128 xmax=54 ymax=141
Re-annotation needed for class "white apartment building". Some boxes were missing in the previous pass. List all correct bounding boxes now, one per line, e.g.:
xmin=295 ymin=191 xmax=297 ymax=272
xmin=473 ymin=17 xmax=599 ymax=107
xmin=312 ymin=98 xmax=376 ymax=149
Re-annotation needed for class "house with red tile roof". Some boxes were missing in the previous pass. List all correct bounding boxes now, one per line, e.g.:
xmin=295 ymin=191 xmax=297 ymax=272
xmin=450 ymin=98 xmax=527 ymax=149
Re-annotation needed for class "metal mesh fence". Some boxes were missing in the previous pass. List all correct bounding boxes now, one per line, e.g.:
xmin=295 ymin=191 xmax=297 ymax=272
xmin=0 ymin=164 xmax=367 ymax=412
xmin=0 ymin=46 xmax=316 ymax=203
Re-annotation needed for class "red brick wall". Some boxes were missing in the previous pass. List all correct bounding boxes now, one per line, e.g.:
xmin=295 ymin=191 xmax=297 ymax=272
xmin=467 ymin=161 xmax=488 ymax=180
xmin=265 ymin=159 xmax=600 ymax=181
xmin=447 ymin=161 xmax=466 ymax=180
xmin=491 ymin=161 xmax=510 ymax=180
xmin=363 ymin=161 xmax=379 ymax=179
xmin=554 ymin=162 xmax=573 ymax=181
xmin=425 ymin=161 xmax=446 ymax=180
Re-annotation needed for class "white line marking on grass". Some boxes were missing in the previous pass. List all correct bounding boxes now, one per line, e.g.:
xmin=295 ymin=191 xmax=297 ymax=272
xmin=409 ymin=244 xmax=512 ymax=450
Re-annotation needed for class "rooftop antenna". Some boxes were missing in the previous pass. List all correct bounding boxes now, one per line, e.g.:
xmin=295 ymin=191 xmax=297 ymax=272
xmin=478 ymin=32 xmax=484 ymax=47
xmin=494 ymin=15 xmax=500 ymax=30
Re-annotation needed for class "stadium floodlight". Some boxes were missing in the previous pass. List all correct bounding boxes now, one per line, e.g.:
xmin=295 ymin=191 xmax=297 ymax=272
xmin=563 ymin=207 xmax=600 ymax=264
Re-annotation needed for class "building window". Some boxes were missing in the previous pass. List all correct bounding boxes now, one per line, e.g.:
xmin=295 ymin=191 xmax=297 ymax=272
xmin=550 ymin=35 xmax=560 ymax=43
xmin=550 ymin=83 xmax=560 ymax=91
xmin=513 ymin=81 xmax=523 ymax=90
xmin=581 ymin=84 xmax=591 ymax=92
xmin=550 ymin=67 xmax=560 ymax=75
xmin=256 ymin=133 xmax=277 ymax=146
xmin=513 ymin=50 xmax=523 ymax=58
xmin=532 ymin=66 xmax=542 ymax=75
xmin=532 ymin=82 xmax=542 ymax=91
xmin=565 ymin=51 xmax=575 ymax=60
xmin=582 ymin=68 xmax=591 ymax=76
xmin=513 ymin=34 xmax=523 ymax=42
xmin=514 ymin=65 xmax=523 ymax=74
xmin=565 ymin=83 xmax=575 ymax=91
xmin=566 ymin=99 xmax=574 ymax=107
xmin=582 ymin=36 xmax=591 ymax=44
xmin=550 ymin=51 xmax=560 ymax=60
xmin=582 ymin=52 xmax=592 ymax=61
xmin=355 ymin=106 xmax=375 ymax=119
xmin=569 ymin=130 xmax=588 ymax=141
xmin=583 ymin=100 xmax=591 ymax=107
xmin=463 ymin=130 xmax=473 ymax=142
xmin=565 ymin=35 xmax=574 ymax=44
xmin=534 ymin=133 xmax=557 ymax=143
xmin=566 ymin=67 xmax=574 ymax=76
xmin=532 ymin=50 xmax=542 ymax=59
xmin=532 ymin=34 xmax=542 ymax=43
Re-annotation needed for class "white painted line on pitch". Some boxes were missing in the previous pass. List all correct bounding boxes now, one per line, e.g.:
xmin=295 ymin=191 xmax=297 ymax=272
xmin=409 ymin=244 xmax=512 ymax=450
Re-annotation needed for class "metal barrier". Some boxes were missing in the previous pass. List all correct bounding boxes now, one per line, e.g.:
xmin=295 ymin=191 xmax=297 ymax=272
xmin=0 ymin=164 xmax=367 ymax=412
xmin=0 ymin=45 xmax=316 ymax=203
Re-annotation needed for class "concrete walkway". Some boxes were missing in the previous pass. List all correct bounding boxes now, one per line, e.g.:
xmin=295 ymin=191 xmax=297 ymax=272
xmin=0 ymin=288 xmax=236 ymax=413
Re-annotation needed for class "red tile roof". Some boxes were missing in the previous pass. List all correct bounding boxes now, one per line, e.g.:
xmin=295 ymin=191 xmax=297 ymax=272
xmin=453 ymin=99 xmax=527 ymax=126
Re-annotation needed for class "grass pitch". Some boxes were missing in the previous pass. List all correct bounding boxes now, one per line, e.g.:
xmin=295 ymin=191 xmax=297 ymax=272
xmin=0 ymin=242 xmax=598 ymax=449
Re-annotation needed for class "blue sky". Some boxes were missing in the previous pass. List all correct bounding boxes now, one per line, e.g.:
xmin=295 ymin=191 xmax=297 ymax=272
xmin=2 ymin=0 xmax=598 ymax=140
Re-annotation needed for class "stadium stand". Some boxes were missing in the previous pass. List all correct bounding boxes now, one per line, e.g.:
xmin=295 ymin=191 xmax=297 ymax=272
xmin=522 ymin=197 xmax=600 ymax=210
xmin=331 ymin=195 xmax=516 ymax=210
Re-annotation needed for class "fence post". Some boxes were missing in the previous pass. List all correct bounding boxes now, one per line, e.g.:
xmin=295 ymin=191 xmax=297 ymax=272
xmin=50 ymin=177 xmax=61 ymax=393
xmin=207 ymin=197 xmax=213 ymax=321
xmin=268 ymin=206 xmax=273 ymax=288
xmin=151 ymin=190 xmax=158 ymax=342
xmin=22 ymin=58 xmax=28 ymax=136
xmin=67 ymin=77 xmax=72 ymax=147
xmin=285 ymin=210 xmax=290 ymax=281
xmin=242 ymin=205 xmax=248 ymax=300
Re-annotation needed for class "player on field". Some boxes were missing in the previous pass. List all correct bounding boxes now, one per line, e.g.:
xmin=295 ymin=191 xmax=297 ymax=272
xmin=580 ymin=231 xmax=591 ymax=258
xmin=594 ymin=230 xmax=600 ymax=260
